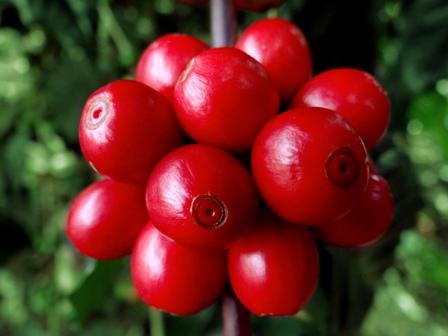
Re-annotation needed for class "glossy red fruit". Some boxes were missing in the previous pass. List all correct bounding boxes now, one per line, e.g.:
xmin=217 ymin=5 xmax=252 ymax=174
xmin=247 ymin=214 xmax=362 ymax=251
xmin=236 ymin=18 xmax=312 ymax=102
xmin=67 ymin=179 xmax=147 ymax=260
xmin=234 ymin=0 xmax=284 ymax=11
xmin=315 ymin=174 xmax=393 ymax=247
xmin=131 ymin=223 xmax=226 ymax=316
xmin=136 ymin=34 xmax=208 ymax=103
xmin=291 ymin=68 xmax=391 ymax=149
xmin=228 ymin=214 xmax=319 ymax=316
xmin=174 ymin=47 xmax=279 ymax=152
xmin=252 ymin=107 xmax=369 ymax=225
xmin=79 ymin=80 xmax=182 ymax=184
xmin=146 ymin=144 xmax=258 ymax=249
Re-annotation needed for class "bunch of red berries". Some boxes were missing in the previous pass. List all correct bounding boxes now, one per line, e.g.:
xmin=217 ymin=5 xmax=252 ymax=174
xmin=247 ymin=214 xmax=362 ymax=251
xmin=67 ymin=2 xmax=393 ymax=318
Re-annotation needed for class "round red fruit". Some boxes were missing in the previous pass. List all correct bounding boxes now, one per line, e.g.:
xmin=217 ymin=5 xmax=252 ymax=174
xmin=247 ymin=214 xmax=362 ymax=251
xmin=236 ymin=18 xmax=311 ymax=102
xmin=174 ymin=47 xmax=279 ymax=152
xmin=228 ymin=214 xmax=319 ymax=316
xmin=146 ymin=144 xmax=258 ymax=249
xmin=79 ymin=80 xmax=182 ymax=183
xmin=291 ymin=68 xmax=391 ymax=149
xmin=136 ymin=34 xmax=208 ymax=103
xmin=315 ymin=173 xmax=393 ymax=247
xmin=131 ymin=223 xmax=226 ymax=316
xmin=67 ymin=179 xmax=148 ymax=260
xmin=252 ymin=107 xmax=369 ymax=225
xmin=234 ymin=0 xmax=284 ymax=12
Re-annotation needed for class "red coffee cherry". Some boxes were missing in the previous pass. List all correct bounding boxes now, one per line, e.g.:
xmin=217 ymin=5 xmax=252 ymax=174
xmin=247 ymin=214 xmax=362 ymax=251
xmin=67 ymin=179 xmax=147 ymax=260
xmin=315 ymin=173 xmax=393 ymax=247
xmin=234 ymin=0 xmax=284 ymax=12
xmin=236 ymin=18 xmax=312 ymax=102
xmin=131 ymin=223 xmax=226 ymax=316
xmin=228 ymin=214 xmax=319 ymax=316
xmin=136 ymin=34 xmax=208 ymax=103
xmin=79 ymin=80 xmax=182 ymax=184
xmin=174 ymin=47 xmax=279 ymax=152
xmin=146 ymin=144 xmax=258 ymax=249
xmin=251 ymin=107 xmax=369 ymax=225
xmin=291 ymin=68 xmax=391 ymax=149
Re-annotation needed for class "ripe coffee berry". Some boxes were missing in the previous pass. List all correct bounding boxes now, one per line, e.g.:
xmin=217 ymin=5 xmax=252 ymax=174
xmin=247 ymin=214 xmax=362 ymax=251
xmin=174 ymin=47 xmax=279 ymax=152
xmin=234 ymin=0 xmax=284 ymax=12
xmin=315 ymin=173 xmax=394 ymax=247
xmin=146 ymin=144 xmax=258 ymax=249
xmin=236 ymin=18 xmax=312 ymax=102
xmin=228 ymin=214 xmax=319 ymax=316
xmin=131 ymin=223 xmax=226 ymax=316
xmin=136 ymin=34 xmax=208 ymax=103
xmin=252 ymin=107 xmax=369 ymax=225
xmin=291 ymin=68 xmax=391 ymax=149
xmin=79 ymin=80 xmax=182 ymax=184
xmin=67 ymin=179 xmax=147 ymax=260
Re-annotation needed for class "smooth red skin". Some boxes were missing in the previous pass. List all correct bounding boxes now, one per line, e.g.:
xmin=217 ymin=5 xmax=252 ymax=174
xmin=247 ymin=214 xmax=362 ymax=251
xmin=146 ymin=144 xmax=258 ymax=249
xmin=251 ymin=107 xmax=369 ymax=226
xmin=228 ymin=215 xmax=319 ymax=316
xmin=79 ymin=80 xmax=182 ymax=184
xmin=315 ymin=174 xmax=394 ymax=247
xmin=131 ymin=223 xmax=226 ymax=316
xmin=291 ymin=68 xmax=391 ymax=149
xmin=174 ymin=47 xmax=279 ymax=152
xmin=234 ymin=0 xmax=284 ymax=12
xmin=67 ymin=179 xmax=148 ymax=260
xmin=136 ymin=34 xmax=208 ymax=104
xmin=236 ymin=18 xmax=312 ymax=102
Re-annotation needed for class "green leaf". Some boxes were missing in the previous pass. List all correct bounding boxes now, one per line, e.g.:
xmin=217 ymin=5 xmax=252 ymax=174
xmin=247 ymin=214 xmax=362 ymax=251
xmin=69 ymin=260 xmax=124 ymax=321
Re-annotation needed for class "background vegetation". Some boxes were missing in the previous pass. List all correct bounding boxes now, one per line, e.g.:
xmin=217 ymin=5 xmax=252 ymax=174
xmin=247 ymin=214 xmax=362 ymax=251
xmin=0 ymin=0 xmax=447 ymax=335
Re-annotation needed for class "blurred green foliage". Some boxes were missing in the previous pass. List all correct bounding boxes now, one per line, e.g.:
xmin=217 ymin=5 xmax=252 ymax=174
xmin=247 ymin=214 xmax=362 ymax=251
xmin=0 ymin=0 xmax=447 ymax=335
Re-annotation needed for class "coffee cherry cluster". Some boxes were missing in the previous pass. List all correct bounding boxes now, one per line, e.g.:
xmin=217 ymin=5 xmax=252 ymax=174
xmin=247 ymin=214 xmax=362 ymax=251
xmin=67 ymin=6 xmax=393 ymax=318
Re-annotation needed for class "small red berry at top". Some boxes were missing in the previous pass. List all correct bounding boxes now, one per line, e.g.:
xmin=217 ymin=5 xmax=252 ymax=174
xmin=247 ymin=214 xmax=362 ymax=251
xmin=291 ymin=68 xmax=391 ymax=149
xmin=136 ymin=34 xmax=208 ymax=104
xmin=174 ymin=47 xmax=279 ymax=152
xmin=236 ymin=18 xmax=312 ymax=102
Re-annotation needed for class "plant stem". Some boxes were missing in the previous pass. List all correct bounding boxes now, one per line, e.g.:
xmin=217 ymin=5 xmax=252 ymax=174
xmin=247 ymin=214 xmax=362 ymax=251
xmin=209 ymin=1 xmax=250 ymax=334
xmin=222 ymin=286 xmax=252 ymax=336
xmin=210 ymin=0 xmax=236 ymax=47
xmin=149 ymin=308 xmax=165 ymax=336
